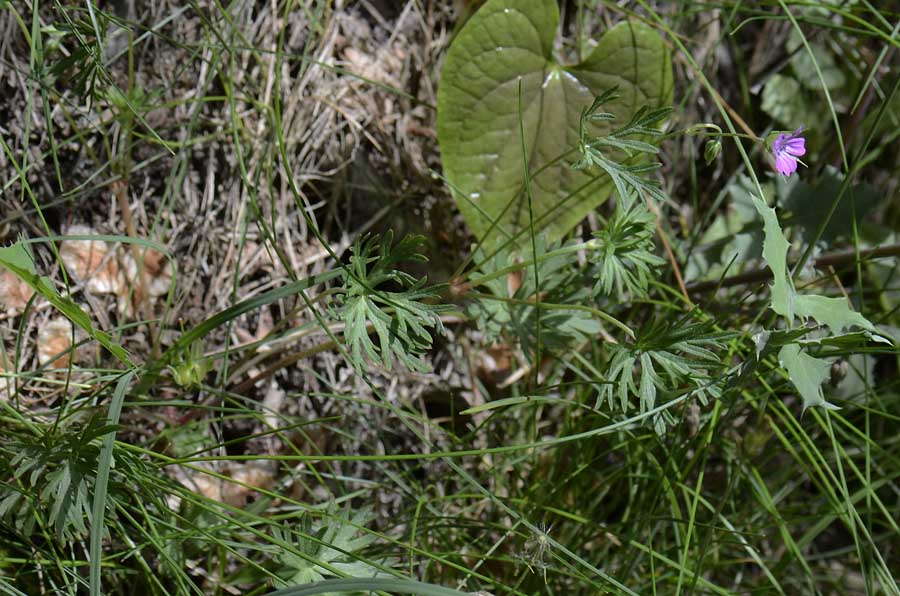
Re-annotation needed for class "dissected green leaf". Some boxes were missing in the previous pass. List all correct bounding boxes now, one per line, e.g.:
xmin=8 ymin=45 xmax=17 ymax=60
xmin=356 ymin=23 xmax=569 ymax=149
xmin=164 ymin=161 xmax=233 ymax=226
xmin=591 ymin=192 xmax=665 ymax=299
xmin=572 ymin=91 xmax=671 ymax=204
xmin=600 ymin=317 xmax=729 ymax=433
xmin=337 ymin=233 xmax=447 ymax=372
xmin=778 ymin=344 xmax=837 ymax=411
xmin=467 ymin=237 xmax=603 ymax=358
xmin=2 ymin=415 xmax=130 ymax=544
xmin=0 ymin=239 xmax=131 ymax=365
xmin=272 ymin=506 xmax=390 ymax=591
xmin=437 ymin=0 xmax=672 ymax=245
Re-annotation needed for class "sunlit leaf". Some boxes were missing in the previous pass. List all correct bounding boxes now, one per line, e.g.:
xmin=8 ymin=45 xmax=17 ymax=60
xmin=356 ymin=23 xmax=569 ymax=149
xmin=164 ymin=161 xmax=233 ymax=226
xmin=778 ymin=344 xmax=837 ymax=411
xmin=337 ymin=233 xmax=447 ymax=372
xmin=794 ymin=294 xmax=876 ymax=336
xmin=752 ymin=200 xmax=794 ymax=322
xmin=437 ymin=0 xmax=672 ymax=244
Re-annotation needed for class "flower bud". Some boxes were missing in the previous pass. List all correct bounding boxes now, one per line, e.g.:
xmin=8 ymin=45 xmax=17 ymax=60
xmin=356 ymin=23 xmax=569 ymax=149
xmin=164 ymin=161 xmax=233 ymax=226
xmin=169 ymin=342 xmax=210 ymax=389
xmin=703 ymin=140 xmax=722 ymax=165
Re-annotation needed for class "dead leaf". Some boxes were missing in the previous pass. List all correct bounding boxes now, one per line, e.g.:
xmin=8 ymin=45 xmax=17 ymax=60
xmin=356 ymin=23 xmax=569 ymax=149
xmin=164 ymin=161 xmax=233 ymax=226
xmin=59 ymin=225 xmax=124 ymax=295
xmin=343 ymin=46 xmax=403 ymax=87
xmin=37 ymin=318 xmax=75 ymax=368
xmin=0 ymin=268 xmax=35 ymax=315
xmin=222 ymin=462 xmax=276 ymax=506
xmin=181 ymin=470 xmax=223 ymax=502
xmin=122 ymin=248 xmax=172 ymax=298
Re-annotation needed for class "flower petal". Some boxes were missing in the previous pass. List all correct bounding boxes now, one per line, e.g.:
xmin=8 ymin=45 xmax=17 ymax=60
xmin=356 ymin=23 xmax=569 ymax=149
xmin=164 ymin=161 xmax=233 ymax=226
xmin=783 ymin=137 xmax=806 ymax=156
xmin=775 ymin=153 xmax=797 ymax=176
xmin=773 ymin=133 xmax=788 ymax=153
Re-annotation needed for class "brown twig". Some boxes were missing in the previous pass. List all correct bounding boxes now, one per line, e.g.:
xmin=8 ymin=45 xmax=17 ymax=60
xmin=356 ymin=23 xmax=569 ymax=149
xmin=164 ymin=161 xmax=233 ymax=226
xmin=111 ymin=180 xmax=154 ymax=341
xmin=686 ymin=243 xmax=900 ymax=294
xmin=228 ymin=314 xmax=466 ymax=395
xmin=647 ymin=200 xmax=693 ymax=307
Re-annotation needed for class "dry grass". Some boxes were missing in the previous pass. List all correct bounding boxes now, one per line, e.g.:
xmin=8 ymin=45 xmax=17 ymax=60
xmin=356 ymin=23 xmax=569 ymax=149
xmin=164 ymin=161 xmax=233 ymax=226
xmin=2 ymin=1 xmax=897 ymax=593
xmin=0 ymin=0 xmax=471 ymax=521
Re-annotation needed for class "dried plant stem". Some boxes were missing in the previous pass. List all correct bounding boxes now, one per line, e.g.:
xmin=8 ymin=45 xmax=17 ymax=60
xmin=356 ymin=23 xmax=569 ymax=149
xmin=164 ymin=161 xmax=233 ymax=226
xmin=111 ymin=179 xmax=155 ymax=347
xmin=648 ymin=200 xmax=693 ymax=307
xmin=687 ymin=243 xmax=900 ymax=294
xmin=228 ymin=314 xmax=465 ymax=395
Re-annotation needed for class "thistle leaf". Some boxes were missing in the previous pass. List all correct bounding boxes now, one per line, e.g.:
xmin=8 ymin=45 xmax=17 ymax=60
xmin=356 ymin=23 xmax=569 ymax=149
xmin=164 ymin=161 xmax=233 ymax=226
xmin=778 ymin=344 xmax=837 ymax=411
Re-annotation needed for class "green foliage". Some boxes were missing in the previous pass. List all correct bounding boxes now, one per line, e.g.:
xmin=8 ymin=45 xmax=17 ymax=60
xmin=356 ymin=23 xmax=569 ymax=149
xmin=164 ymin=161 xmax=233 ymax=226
xmin=336 ymin=232 xmax=447 ymax=372
xmin=44 ymin=6 xmax=109 ymax=98
xmin=761 ymin=26 xmax=850 ymax=145
xmin=777 ymin=344 xmax=836 ymax=411
xmin=750 ymin=191 xmax=883 ymax=410
xmin=703 ymin=139 xmax=722 ymax=165
xmin=102 ymin=84 xmax=157 ymax=124
xmin=781 ymin=167 xmax=881 ymax=243
xmin=761 ymin=74 xmax=829 ymax=132
xmin=437 ymin=0 xmax=672 ymax=244
xmin=590 ymin=192 xmax=665 ymax=299
xmin=269 ymin=507 xmax=389 ymax=591
xmin=572 ymin=87 xmax=671 ymax=204
xmin=684 ymin=174 xmax=766 ymax=283
xmin=786 ymin=30 xmax=845 ymax=91
xmin=168 ymin=340 xmax=211 ymax=389
xmin=793 ymin=294 xmax=877 ymax=336
xmin=262 ymin=578 xmax=471 ymax=596
xmin=754 ymin=200 xmax=796 ymax=322
xmin=0 ymin=416 xmax=115 ymax=542
xmin=467 ymin=237 xmax=603 ymax=357
xmin=601 ymin=318 xmax=729 ymax=434
xmin=753 ymin=197 xmax=876 ymax=334
xmin=4 ymin=1 xmax=899 ymax=594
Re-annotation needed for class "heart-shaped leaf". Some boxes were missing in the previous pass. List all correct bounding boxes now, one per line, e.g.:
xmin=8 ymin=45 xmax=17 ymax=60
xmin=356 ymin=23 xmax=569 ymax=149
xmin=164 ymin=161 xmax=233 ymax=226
xmin=437 ymin=0 xmax=672 ymax=246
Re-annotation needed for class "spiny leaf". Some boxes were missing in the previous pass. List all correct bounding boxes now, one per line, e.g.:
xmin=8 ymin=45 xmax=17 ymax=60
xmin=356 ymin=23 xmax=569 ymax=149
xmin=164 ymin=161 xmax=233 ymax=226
xmin=751 ymin=198 xmax=878 ymax=337
xmin=778 ymin=344 xmax=837 ymax=411
xmin=794 ymin=294 xmax=877 ymax=336
xmin=749 ymin=193 xmax=883 ymax=410
xmin=751 ymin=200 xmax=794 ymax=322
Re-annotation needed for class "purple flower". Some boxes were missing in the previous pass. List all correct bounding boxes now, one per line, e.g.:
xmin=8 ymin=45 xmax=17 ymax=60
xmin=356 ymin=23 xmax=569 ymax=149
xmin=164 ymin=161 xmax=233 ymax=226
xmin=771 ymin=127 xmax=806 ymax=177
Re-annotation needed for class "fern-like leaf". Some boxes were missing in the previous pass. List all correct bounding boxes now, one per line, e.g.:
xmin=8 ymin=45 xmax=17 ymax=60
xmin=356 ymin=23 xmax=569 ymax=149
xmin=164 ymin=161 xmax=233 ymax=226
xmin=337 ymin=232 xmax=447 ymax=372
xmin=590 ymin=192 xmax=666 ymax=299
xmin=601 ymin=317 xmax=731 ymax=434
